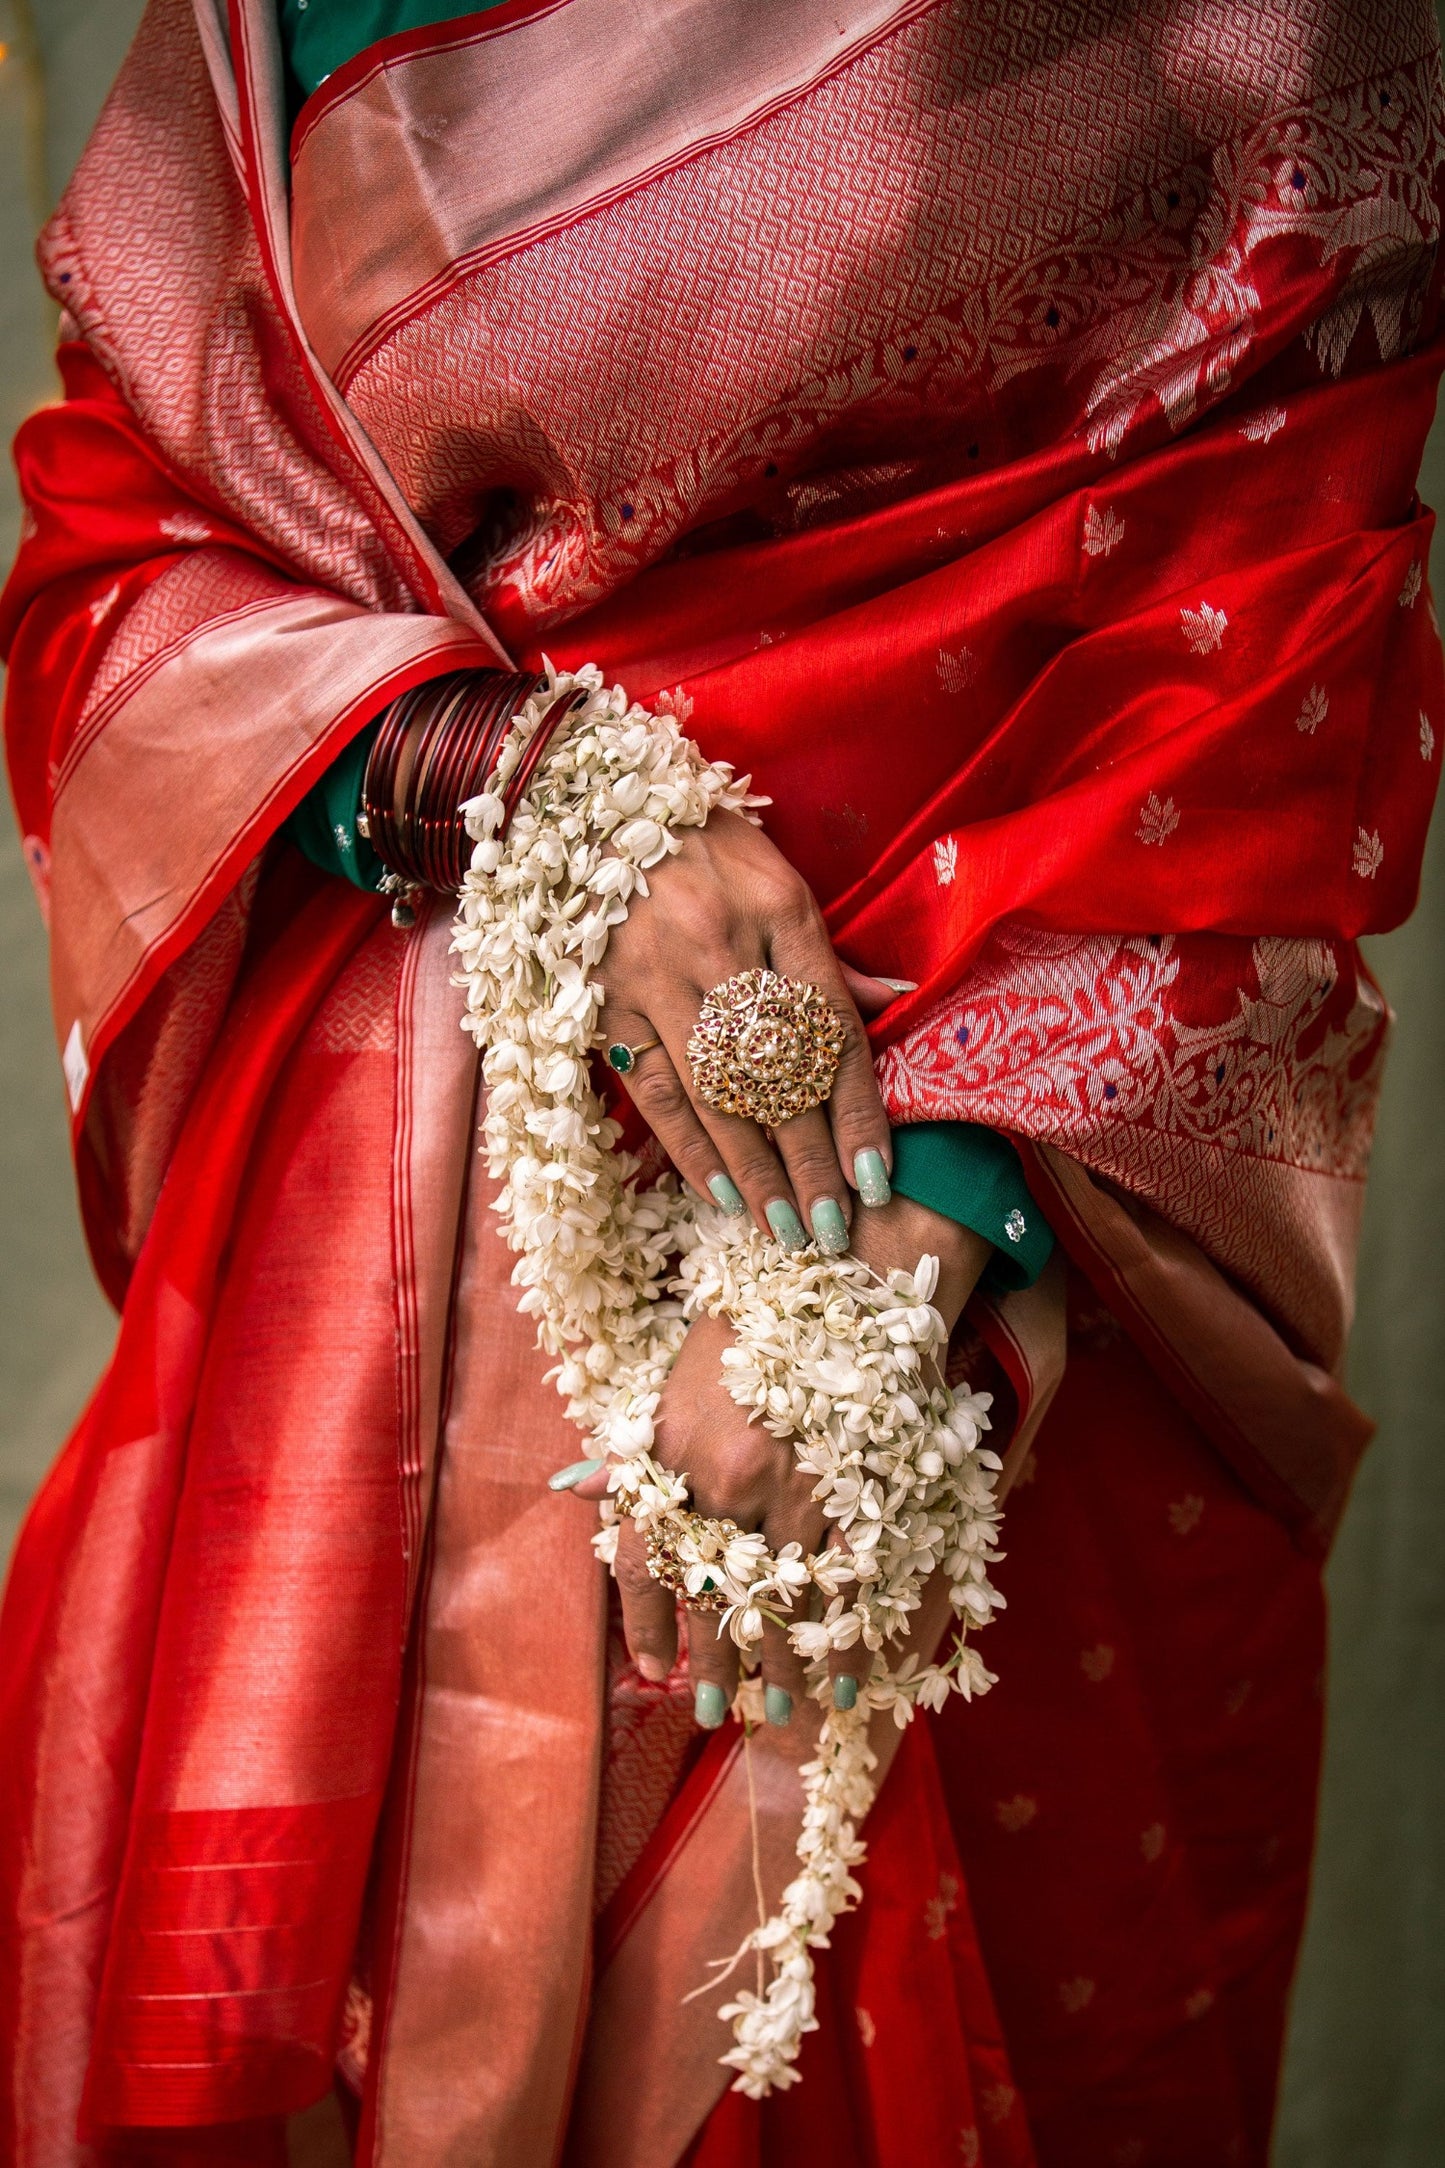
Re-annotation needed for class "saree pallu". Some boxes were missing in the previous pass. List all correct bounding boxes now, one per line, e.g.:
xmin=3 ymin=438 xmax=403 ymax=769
xmin=2 ymin=2 xmax=1443 ymax=2163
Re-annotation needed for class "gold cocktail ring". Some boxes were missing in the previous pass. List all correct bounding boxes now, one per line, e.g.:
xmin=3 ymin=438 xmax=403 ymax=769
xmin=643 ymin=1508 xmax=743 ymax=1613
xmin=687 ymin=968 xmax=845 ymax=1129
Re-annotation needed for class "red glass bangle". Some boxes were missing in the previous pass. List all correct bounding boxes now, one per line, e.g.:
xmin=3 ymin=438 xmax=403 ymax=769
xmin=361 ymin=668 xmax=547 ymax=893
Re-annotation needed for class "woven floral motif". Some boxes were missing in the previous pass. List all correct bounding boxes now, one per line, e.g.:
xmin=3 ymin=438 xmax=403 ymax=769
xmin=879 ymin=926 xmax=1384 ymax=1180
xmin=337 ymin=16 xmax=1442 ymax=625
xmin=876 ymin=924 xmax=1389 ymax=1357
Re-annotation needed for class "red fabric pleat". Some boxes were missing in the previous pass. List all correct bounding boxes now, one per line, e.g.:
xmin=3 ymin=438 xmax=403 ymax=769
xmin=0 ymin=871 xmax=406 ymax=2157
xmin=686 ymin=1294 xmax=1322 ymax=2168
xmin=0 ymin=343 xmax=285 ymax=847
xmin=684 ymin=1717 xmax=1035 ymax=2168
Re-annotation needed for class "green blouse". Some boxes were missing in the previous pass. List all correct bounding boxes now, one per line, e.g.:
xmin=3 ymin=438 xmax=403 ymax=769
xmin=279 ymin=0 xmax=516 ymax=113
xmin=278 ymin=0 xmax=1053 ymax=1288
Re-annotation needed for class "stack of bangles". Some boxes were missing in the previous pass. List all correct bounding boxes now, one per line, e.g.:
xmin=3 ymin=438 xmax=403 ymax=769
xmin=359 ymin=666 xmax=575 ymax=920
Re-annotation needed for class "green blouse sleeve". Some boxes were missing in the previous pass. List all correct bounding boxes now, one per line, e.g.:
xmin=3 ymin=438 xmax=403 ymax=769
xmin=889 ymin=1121 xmax=1053 ymax=1293
xmin=286 ymin=718 xmax=384 ymax=891
xmin=279 ymin=0 xmax=517 ymax=114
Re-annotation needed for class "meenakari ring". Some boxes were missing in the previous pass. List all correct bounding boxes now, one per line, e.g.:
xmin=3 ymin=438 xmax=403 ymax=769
xmin=687 ymin=968 xmax=846 ymax=1129
xmin=643 ymin=1509 xmax=743 ymax=1613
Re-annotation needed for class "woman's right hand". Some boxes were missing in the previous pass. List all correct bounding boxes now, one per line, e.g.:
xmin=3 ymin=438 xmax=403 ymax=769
xmin=561 ymin=1191 xmax=992 ymax=1725
xmin=595 ymin=809 xmax=907 ymax=1252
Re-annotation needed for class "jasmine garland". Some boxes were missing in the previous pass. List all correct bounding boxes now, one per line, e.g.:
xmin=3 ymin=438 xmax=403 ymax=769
xmin=450 ymin=665 xmax=1005 ymax=2095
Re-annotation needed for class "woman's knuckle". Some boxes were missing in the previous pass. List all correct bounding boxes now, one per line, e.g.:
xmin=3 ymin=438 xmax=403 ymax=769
xmin=729 ymin=1434 xmax=778 ymax=1500
xmin=831 ymin=1075 xmax=875 ymax=1127
xmin=831 ymin=1009 xmax=871 ymax=1063
xmin=787 ymin=1152 xmax=841 ymax=1205
xmin=615 ymin=1549 xmax=657 ymax=1601
xmin=630 ymin=1066 xmax=686 ymax=1122
xmin=753 ymin=862 xmax=810 ymax=921
xmin=831 ymin=1047 xmax=883 ymax=1109
xmin=696 ymin=1464 xmax=765 ymax=1530
xmin=695 ymin=943 xmax=744 ymax=992
xmin=728 ymin=1143 xmax=782 ymax=1192
xmin=678 ymin=1146 xmax=722 ymax=1190
xmin=831 ymin=1087 xmax=881 ymax=1141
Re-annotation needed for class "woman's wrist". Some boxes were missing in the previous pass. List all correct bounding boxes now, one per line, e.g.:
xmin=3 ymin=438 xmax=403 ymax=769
xmin=846 ymin=1191 xmax=990 ymax=1331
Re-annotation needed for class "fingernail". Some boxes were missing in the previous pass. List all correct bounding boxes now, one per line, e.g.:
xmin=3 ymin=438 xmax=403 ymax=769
xmin=853 ymin=1149 xmax=891 ymax=1207
xmin=833 ymin=1673 xmax=859 ymax=1711
xmin=765 ymin=1684 xmax=794 ymax=1727
xmin=708 ymin=1172 xmax=746 ymax=1216
xmin=875 ymin=978 xmax=918 ymax=993
xmin=548 ymin=1456 xmax=605 ymax=1491
xmin=765 ymin=1198 xmax=807 ymax=1251
xmin=810 ymin=1198 xmax=849 ymax=1255
xmin=695 ymin=1681 xmax=729 ymax=1729
xmin=637 ymin=1652 xmax=669 ymax=1683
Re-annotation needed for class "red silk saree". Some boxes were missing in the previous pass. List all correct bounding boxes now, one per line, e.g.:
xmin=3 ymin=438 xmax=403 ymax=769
xmin=2 ymin=2 xmax=1443 ymax=2162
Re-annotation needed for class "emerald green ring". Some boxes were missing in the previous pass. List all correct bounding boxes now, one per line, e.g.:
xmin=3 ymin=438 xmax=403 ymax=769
xmin=604 ymin=1037 xmax=662 ymax=1077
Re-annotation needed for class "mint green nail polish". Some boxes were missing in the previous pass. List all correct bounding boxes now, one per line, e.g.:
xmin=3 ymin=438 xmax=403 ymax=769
xmin=708 ymin=1172 xmax=746 ymax=1216
xmin=853 ymin=1149 xmax=891 ymax=1207
xmin=833 ymin=1673 xmax=859 ymax=1711
xmin=695 ymin=1681 xmax=728 ymax=1729
xmin=548 ymin=1456 xmax=605 ymax=1491
xmin=811 ymin=1198 xmax=849 ymax=1255
xmin=765 ymin=1685 xmax=794 ymax=1727
xmin=765 ymin=1198 xmax=807 ymax=1250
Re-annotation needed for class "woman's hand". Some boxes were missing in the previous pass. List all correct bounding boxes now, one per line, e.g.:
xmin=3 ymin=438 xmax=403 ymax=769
xmin=561 ymin=1195 xmax=993 ymax=1726
xmin=596 ymin=809 xmax=905 ymax=1253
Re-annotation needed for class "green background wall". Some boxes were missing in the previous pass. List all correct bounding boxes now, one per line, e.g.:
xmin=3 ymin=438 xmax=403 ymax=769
xmin=0 ymin=4 xmax=1440 ymax=2156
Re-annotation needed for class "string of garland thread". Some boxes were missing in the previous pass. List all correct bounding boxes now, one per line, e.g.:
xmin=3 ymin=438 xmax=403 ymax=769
xmin=449 ymin=663 xmax=1005 ymax=2094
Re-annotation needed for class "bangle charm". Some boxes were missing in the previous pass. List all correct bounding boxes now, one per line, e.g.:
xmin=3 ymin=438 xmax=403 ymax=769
xmin=688 ymin=968 xmax=845 ymax=1127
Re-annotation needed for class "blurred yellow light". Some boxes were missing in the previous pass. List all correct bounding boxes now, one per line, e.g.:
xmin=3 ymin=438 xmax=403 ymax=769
xmin=0 ymin=43 xmax=10 ymax=64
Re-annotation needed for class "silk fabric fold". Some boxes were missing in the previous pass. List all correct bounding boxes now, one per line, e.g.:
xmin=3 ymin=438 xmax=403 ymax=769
xmin=2 ymin=0 xmax=1443 ymax=2161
